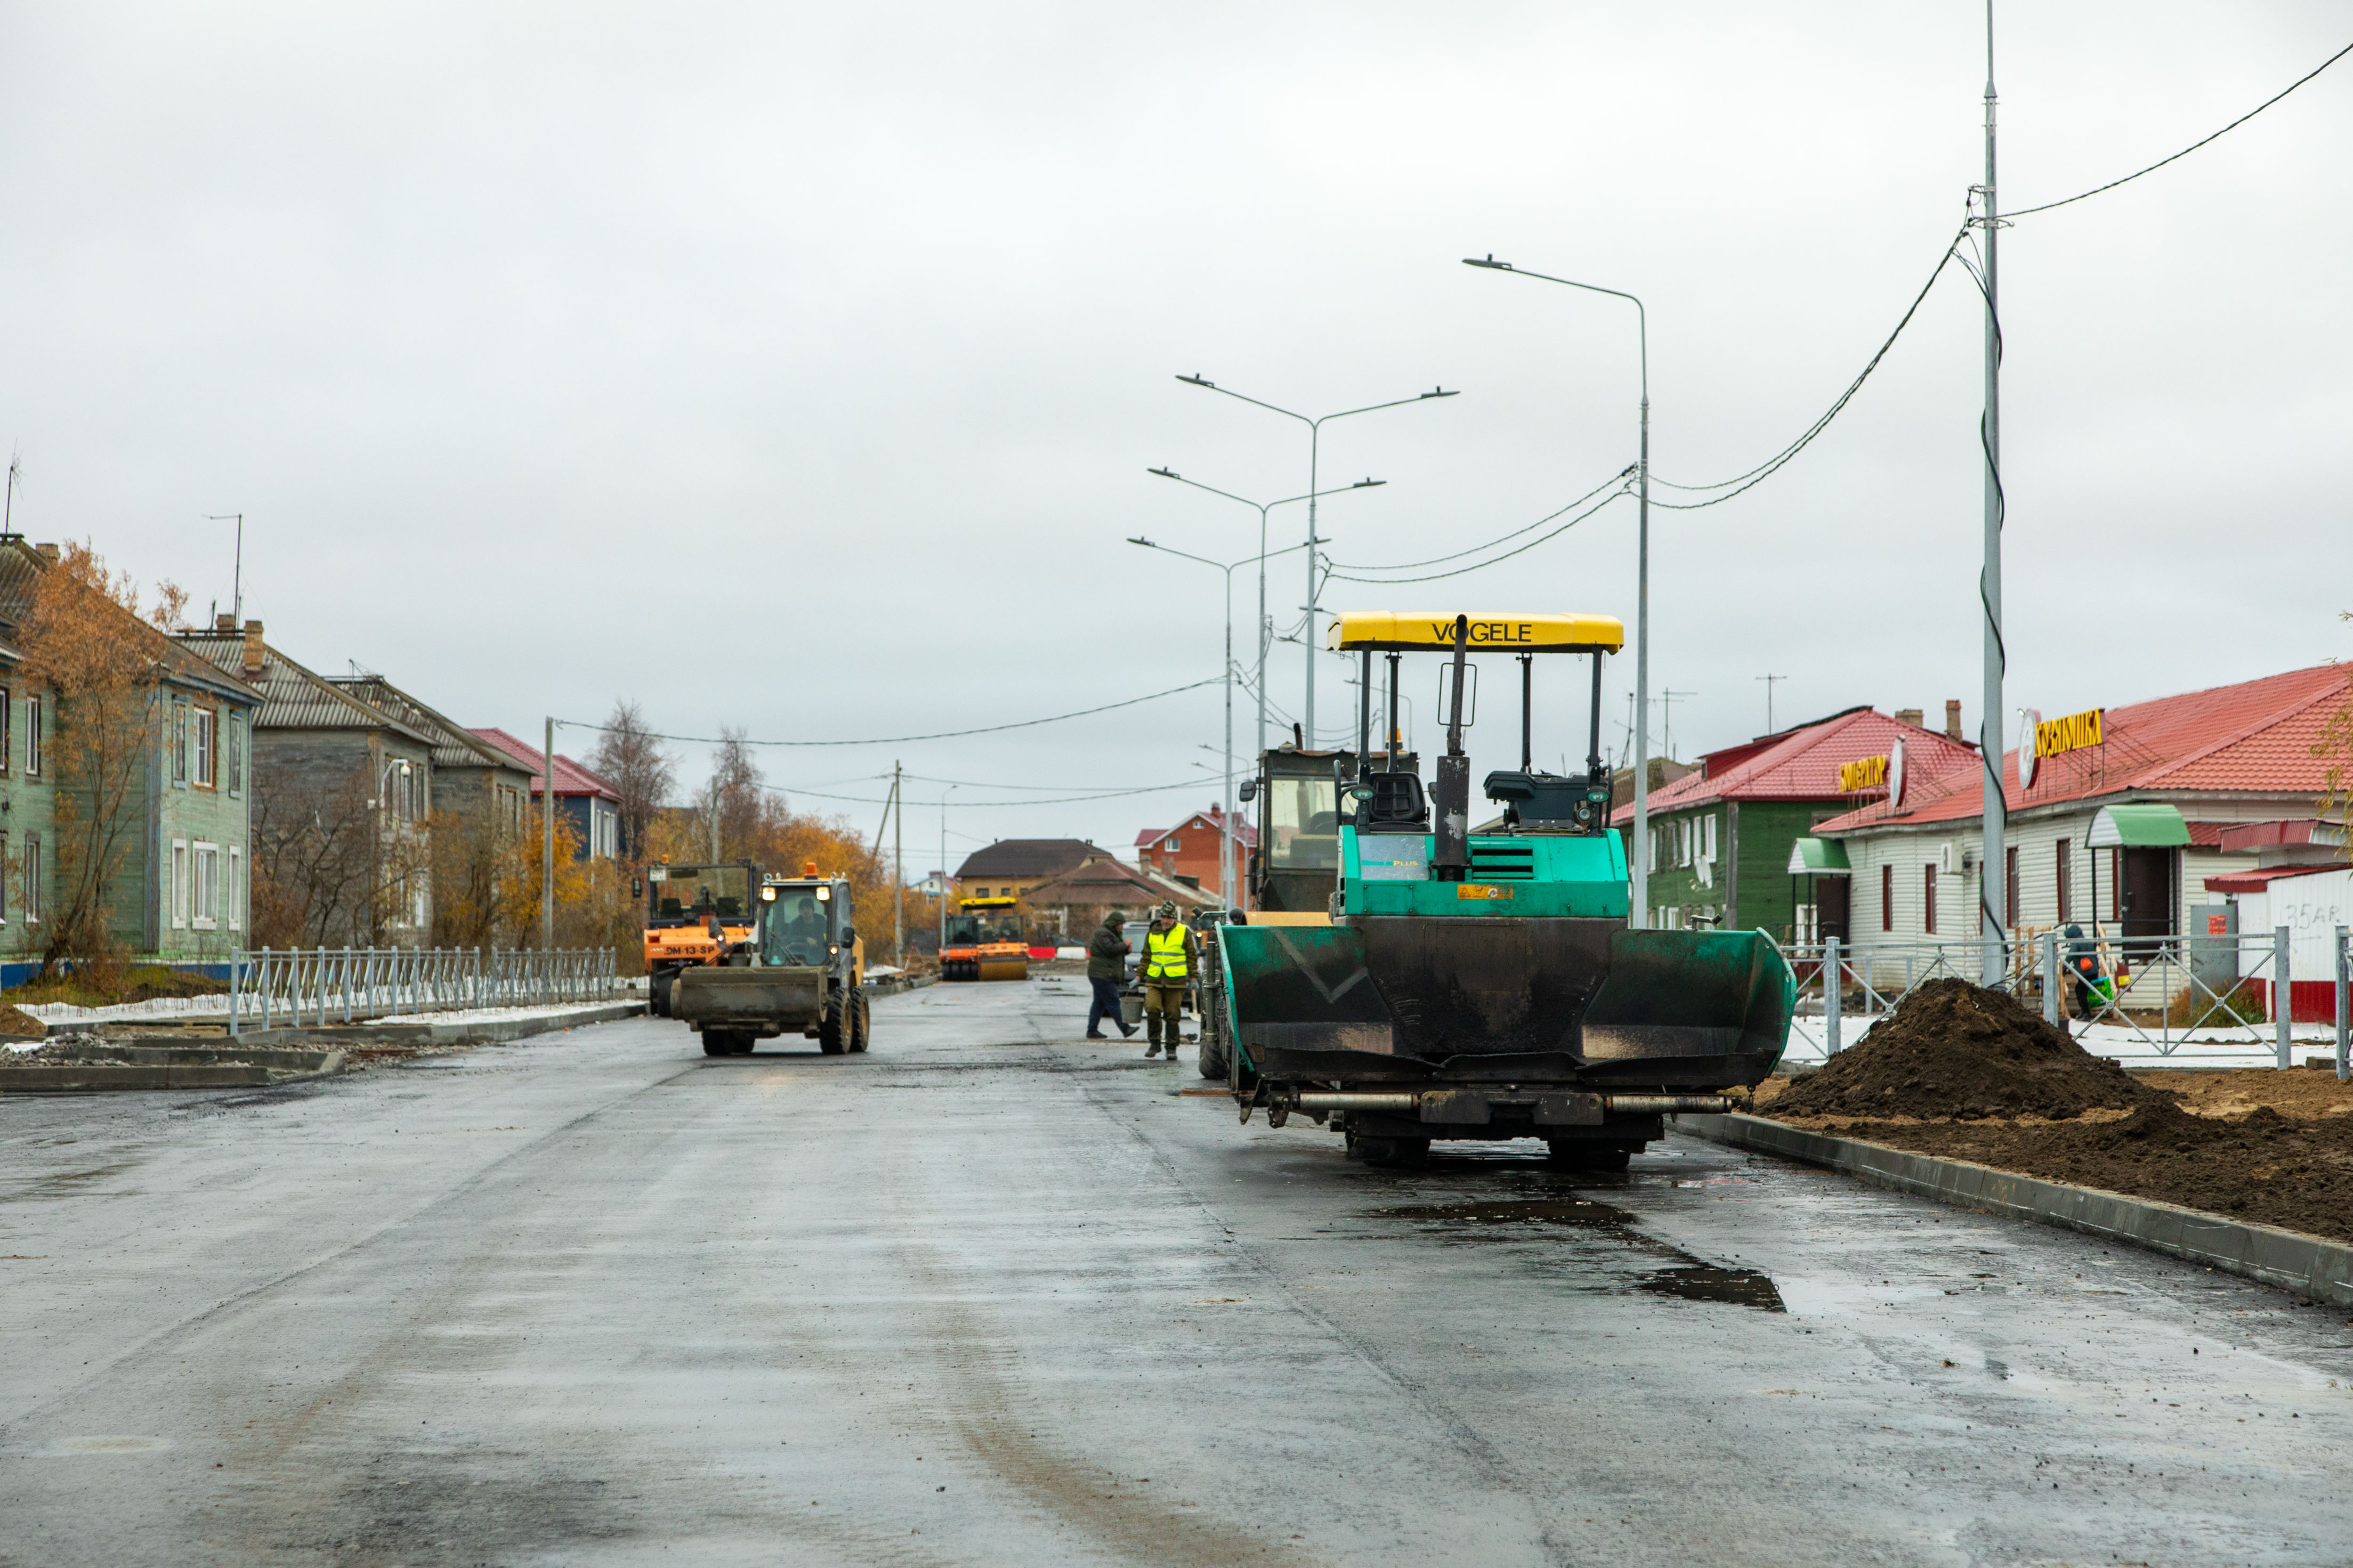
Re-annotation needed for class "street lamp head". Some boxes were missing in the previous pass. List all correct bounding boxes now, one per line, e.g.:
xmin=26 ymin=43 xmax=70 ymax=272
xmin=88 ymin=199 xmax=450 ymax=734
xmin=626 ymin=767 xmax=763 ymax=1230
xmin=1352 ymin=477 xmax=1385 ymax=489
xmin=1420 ymin=387 xmax=1459 ymax=398
xmin=1176 ymin=374 xmax=1215 ymax=388
xmin=1127 ymin=535 xmax=1155 ymax=549
xmin=1462 ymin=254 xmax=1514 ymax=271
xmin=1147 ymin=466 xmax=1179 ymax=480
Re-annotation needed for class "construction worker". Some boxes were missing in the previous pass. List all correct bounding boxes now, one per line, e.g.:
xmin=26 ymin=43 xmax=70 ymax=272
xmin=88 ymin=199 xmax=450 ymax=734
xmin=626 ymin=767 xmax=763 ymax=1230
xmin=1085 ymin=910 xmax=1137 ymax=1041
xmin=1140 ymin=901 xmax=1199 ymax=1060
xmin=2063 ymin=923 xmax=2108 ymax=1030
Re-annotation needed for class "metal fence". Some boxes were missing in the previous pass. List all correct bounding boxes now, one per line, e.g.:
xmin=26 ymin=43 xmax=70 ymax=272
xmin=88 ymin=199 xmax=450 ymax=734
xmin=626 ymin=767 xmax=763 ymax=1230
xmin=1778 ymin=924 xmax=2353 ymax=1077
xmin=229 ymin=946 xmax=622 ymax=1036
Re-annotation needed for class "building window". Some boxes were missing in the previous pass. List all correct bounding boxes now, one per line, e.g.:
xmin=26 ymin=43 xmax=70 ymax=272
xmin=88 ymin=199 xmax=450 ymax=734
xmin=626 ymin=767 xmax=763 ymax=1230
xmin=1923 ymin=863 xmax=1938 ymax=935
xmin=2055 ymin=839 xmax=2071 ymax=924
xmin=0 ymin=829 xmax=9 ymax=922
xmin=172 ymin=840 xmax=189 ymax=928
xmin=0 ymin=685 xmax=10 ymax=774
xmin=2005 ymin=846 xmax=2018 ymax=929
xmin=193 ymin=842 xmax=219 ymax=928
xmin=230 ymin=713 xmax=245 ymax=795
xmin=1881 ymin=863 xmax=1893 ymax=932
xmin=172 ymin=702 xmax=189 ymax=784
xmin=194 ymin=708 xmax=216 ymax=788
xmin=26 ymin=696 xmax=41 ymax=777
xmin=1703 ymin=814 xmax=1718 ymax=865
xmin=23 ymin=833 xmax=38 ymax=922
xmin=228 ymin=845 xmax=242 ymax=931
xmin=1165 ymin=837 xmax=1180 ymax=852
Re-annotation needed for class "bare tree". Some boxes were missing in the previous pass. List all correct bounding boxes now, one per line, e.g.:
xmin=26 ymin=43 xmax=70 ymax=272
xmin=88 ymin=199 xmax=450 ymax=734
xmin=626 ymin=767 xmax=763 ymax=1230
xmin=591 ymin=700 xmax=673 ymax=863
xmin=249 ymin=765 xmax=379 ymax=947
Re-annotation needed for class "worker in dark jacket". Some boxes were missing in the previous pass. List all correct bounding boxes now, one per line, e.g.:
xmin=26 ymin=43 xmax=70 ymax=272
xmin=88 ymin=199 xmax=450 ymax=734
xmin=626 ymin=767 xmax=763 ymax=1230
xmin=2063 ymin=923 xmax=2107 ymax=1030
xmin=1086 ymin=911 xmax=1137 ymax=1040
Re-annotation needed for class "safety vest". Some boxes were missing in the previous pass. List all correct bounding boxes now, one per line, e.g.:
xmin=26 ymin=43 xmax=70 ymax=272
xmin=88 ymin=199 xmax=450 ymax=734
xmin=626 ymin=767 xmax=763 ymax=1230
xmin=1145 ymin=926 xmax=1191 ymax=981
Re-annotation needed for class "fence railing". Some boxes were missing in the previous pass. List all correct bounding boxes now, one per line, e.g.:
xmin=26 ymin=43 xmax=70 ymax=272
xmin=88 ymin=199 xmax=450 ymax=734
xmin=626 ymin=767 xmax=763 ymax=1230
xmin=1776 ymin=924 xmax=2353 ymax=1077
xmin=229 ymin=947 xmax=621 ymax=1036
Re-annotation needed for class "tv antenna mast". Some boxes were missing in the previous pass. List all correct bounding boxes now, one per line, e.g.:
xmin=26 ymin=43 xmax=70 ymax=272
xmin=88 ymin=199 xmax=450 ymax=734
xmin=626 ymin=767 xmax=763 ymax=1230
xmin=205 ymin=513 xmax=244 ymax=622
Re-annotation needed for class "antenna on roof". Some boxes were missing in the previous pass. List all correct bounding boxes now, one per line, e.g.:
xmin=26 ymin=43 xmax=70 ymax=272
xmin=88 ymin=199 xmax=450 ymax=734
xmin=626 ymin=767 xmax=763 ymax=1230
xmin=204 ymin=514 xmax=245 ymax=622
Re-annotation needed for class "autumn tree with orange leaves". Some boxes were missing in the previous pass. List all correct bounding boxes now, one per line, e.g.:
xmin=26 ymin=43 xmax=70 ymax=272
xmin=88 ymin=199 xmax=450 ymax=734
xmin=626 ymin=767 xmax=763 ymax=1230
xmin=15 ymin=542 xmax=187 ymax=977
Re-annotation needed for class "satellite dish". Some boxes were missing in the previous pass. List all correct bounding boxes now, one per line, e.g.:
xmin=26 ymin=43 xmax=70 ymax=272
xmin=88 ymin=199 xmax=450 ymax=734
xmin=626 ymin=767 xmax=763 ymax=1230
xmin=2019 ymin=709 xmax=2041 ymax=788
xmin=1888 ymin=737 xmax=1907 ymax=808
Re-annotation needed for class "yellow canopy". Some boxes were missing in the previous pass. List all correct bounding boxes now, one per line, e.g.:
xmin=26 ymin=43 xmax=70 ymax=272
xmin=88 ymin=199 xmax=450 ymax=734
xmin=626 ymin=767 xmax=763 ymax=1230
xmin=1325 ymin=612 xmax=1625 ymax=654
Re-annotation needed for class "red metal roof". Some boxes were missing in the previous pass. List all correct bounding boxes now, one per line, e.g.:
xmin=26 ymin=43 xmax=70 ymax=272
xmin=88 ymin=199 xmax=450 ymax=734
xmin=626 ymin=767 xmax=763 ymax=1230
xmin=1814 ymin=663 xmax=2353 ymax=835
xmin=1135 ymin=804 xmax=1256 ymax=849
xmin=468 ymin=727 xmax=621 ymax=801
xmin=1610 ymin=708 xmax=1978 ymax=826
xmin=2203 ymin=863 xmax=2342 ymax=895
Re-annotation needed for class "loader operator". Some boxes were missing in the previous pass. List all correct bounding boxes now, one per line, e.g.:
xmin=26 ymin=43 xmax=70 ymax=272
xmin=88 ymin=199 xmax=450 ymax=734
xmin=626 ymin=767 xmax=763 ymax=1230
xmin=1140 ymin=902 xmax=1199 ymax=1061
xmin=773 ymin=895 xmax=829 ymax=964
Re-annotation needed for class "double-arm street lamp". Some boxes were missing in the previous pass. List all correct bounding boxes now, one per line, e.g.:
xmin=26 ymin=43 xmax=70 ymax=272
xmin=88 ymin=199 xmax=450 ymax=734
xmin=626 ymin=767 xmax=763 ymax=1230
xmin=1174 ymin=376 xmax=1457 ymax=746
xmin=1462 ymin=255 xmax=1655 ymax=929
xmin=1126 ymin=532 xmax=1313 ymax=910
xmin=1146 ymin=468 xmax=1385 ymax=763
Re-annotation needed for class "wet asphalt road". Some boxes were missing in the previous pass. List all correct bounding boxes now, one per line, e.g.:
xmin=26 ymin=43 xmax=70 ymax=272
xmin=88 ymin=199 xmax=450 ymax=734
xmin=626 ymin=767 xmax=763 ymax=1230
xmin=4 ymin=978 xmax=2352 ymax=1566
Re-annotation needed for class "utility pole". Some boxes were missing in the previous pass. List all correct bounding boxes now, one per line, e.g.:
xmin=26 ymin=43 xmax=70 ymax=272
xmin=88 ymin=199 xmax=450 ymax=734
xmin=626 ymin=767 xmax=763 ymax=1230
xmin=541 ymin=717 xmax=556 ymax=950
xmin=892 ymin=760 xmax=904 ymax=966
xmin=1974 ymin=2 xmax=2009 ymax=985
xmin=1756 ymin=673 xmax=1786 ymax=734
xmin=205 ymin=514 xmax=245 ymax=622
xmin=1654 ymin=689 xmax=1697 ymax=763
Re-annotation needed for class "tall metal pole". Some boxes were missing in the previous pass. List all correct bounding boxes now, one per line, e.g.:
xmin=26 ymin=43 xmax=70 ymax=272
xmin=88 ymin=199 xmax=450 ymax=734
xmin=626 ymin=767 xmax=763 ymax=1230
xmin=1222 ymin=566 xmax=1235 ymax=909
xmin=893 ymin=759 xmax=904 ymax=966
xmin=541 ymin=716 xmax=556 ymax=950
xmin=1976 ymin=9 xmax=2009 ymax=985
xmin=1305 ymin=425 xmax=1321 ymax=746
xmin=1634 ymin=376 xmax=1651 ymax=929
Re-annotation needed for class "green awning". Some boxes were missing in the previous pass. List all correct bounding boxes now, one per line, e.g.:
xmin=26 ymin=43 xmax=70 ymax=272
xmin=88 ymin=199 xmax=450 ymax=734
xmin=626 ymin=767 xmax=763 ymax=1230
xmin=1786 ymin=838 xmax=1852 ymax=875
xmin=2088 ymin=802 xmax=2190 ymax=849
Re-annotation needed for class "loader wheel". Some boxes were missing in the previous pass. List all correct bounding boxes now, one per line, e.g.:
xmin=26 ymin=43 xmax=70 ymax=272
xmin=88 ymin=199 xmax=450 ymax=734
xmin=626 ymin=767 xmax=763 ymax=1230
xmin=1349 ymin=1134 xmax=1429 ymax=1167
xmin=850 ymin=989 xmax=870 ymax=1053
xmin=703 ymin=1030 xmax=745 ymax=1057
xmin=818 ymin=995 xmax=846 ymax=1054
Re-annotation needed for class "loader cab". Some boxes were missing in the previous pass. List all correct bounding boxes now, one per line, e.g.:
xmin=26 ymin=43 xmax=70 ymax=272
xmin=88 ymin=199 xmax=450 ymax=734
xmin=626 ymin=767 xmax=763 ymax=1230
xmin=943 ymin=899 xmax=1023 ymax=947
xmin=648 ymin=863 xmax=758 ymax=928
xmin=760 ymin=880 xmax=844 ymax=966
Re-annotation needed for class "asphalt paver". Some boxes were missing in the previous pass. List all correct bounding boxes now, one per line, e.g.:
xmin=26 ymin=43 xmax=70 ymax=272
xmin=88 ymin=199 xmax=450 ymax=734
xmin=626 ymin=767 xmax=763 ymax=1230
xmin=3 ymin=977 xmax=2350 ymax=1565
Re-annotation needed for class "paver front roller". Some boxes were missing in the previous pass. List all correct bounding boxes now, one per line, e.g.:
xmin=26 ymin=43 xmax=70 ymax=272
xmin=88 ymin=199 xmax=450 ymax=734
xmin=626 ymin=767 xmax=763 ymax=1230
xmin=1207 ymin=612 xmax=1794 ymax=1166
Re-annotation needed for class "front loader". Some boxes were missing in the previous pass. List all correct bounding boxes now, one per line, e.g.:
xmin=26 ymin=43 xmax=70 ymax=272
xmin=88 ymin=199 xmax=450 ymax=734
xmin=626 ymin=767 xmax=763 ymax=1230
xmin=1206 ymin=612 xmax=1794 ymax=1167
xmin=672 ymin=874 xmax=869 ymax=1055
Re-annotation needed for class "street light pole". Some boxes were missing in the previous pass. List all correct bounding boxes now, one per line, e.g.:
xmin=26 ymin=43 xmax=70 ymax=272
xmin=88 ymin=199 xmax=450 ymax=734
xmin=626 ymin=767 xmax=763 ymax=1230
xmin=1128 ymin=533 xmax=1313 ymax=911
xmin=936 ymin=784 xmax=961 ymax=959
xmin=1462 ymin=256 xmax=1653 ymax=928
xmin=1147 ymin=469 xmax=1385 ymax=765
xmin=1176 ymin=376 xmax=1456 ymax=748
xmin=1972 ymin=11 xmax=2009 ymax=986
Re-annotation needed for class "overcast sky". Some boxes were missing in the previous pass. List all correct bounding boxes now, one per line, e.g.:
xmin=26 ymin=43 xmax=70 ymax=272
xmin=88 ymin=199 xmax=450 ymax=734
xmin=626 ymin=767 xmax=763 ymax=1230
xmin=3 ymin=3 xmax=2346 ymax=878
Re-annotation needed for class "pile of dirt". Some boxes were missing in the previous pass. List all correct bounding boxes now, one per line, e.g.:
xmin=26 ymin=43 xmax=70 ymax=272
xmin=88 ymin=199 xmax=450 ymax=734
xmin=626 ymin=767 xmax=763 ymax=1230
xmin=1819 ymin=1101 xmax=2353 ymax=1246
xmin=0 ymin=1004 xmax=48 ymax=1038
xmin=1772 ymin=977 xmax=2164 ymax=1122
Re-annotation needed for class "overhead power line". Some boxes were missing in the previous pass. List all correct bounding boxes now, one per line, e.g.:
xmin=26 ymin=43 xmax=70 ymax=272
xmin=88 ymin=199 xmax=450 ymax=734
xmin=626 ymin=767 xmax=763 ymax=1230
xmin=1326 ymin=465 xmax=1635 ymax=576
xmin=1325 ymin=485 xmax=1633 ymax=584
xmin=557 ymin=677 xmax=1220 ymax=749
xmin=2006 ymin=37 xmax=2353 ymax=219
xmin=767 ymin=777 xmax=1226 ymax=808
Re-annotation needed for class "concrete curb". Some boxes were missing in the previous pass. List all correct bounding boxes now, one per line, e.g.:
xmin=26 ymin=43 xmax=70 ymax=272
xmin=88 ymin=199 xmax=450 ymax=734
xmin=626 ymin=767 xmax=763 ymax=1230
xmin=0 ymin=1003 xmax=646 ymax=1092
xmin=1674 ymin=1112 xmax=2353 ymax=1312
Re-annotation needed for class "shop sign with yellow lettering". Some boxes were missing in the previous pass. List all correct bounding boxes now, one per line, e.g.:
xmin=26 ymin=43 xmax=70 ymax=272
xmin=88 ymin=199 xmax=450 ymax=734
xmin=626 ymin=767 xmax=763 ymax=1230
xmin=1837 ymin=754 xmax=1890 ymax=793
xmin=2035 ymin=708 xmax=2104 ymax=759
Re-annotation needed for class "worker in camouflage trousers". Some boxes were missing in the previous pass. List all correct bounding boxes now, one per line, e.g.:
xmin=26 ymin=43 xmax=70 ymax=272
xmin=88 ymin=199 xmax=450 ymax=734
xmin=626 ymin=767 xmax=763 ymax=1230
xmin=1140 ymin=902 xmax=1199 ymax=1060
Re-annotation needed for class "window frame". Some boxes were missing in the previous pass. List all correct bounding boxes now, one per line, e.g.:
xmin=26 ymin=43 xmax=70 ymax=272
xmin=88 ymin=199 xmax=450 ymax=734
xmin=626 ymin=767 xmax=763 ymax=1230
xmin=228 ymin=844 xmax=242 ymax=931
xmin=0 ymin=827 xmax=9 ymax=923
xmin=0 ymin=684 xmax=10 ymax=775
xmin=228 ymin=712 xmax=244 ymax=797
xmin=1923 ymin=862 xmax=1938 ymax=936
xmin=193 ymin=707 xmax=216 ymax=789
xmin=25 ymin=695 xmax=41 ymax=777
xmin=192 ymin=841 xmax=219 ymax=929
xmin=2004 ymin=845 xmax=2019 ymax=929
xmin=171 ymin=839 xmax=189 ymax=929
xmin=171 ymin=701 xmax=189 ymax=784
xmin=2055 ymin=838 xmax=2072 ymax=924
xmin=23 ymin=832 xmax=40 ymax=922
xmin=1881 ymin=863 xmax=1894 ymax=933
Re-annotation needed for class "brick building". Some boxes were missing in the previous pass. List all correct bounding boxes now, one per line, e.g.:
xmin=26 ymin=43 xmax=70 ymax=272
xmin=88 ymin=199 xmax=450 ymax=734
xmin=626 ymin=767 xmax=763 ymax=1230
xmin=1134 ymin=803 xmax=1255 ymax=909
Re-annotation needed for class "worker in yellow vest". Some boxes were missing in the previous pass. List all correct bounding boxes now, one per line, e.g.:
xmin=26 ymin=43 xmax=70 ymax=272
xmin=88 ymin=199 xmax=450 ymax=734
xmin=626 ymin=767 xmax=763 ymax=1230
xmin=1139 ymin=901 xmax=1199 ymax=1060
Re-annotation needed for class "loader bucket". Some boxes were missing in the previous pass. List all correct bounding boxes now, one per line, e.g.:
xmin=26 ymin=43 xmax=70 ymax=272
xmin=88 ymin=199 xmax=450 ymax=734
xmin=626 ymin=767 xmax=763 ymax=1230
xmin=1219 ymin=920 xmax=1791 ymax=1091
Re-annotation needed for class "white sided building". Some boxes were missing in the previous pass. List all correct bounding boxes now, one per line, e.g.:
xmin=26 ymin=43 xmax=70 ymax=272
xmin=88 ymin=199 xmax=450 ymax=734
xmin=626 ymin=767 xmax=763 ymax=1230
xmin=1804 ymin=663 xmax=2351 ymax=966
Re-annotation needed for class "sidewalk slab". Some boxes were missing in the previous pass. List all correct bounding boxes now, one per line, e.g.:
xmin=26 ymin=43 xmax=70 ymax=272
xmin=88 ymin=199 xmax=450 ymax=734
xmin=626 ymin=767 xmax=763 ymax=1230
xmin=0 ymin=1053 xmax=346 ymax=1093
xmin=1674 ymin=1111 xmax=2353 ymax=1312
